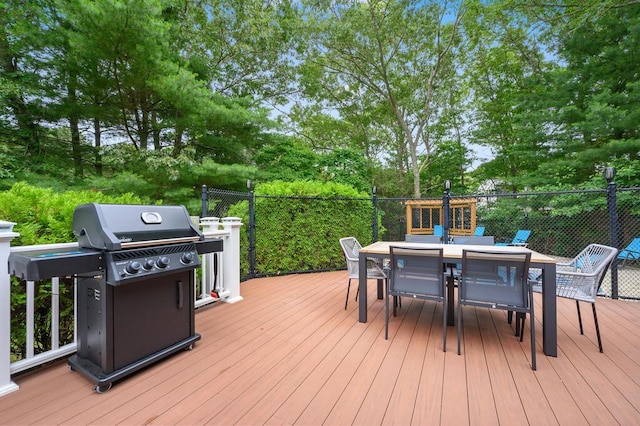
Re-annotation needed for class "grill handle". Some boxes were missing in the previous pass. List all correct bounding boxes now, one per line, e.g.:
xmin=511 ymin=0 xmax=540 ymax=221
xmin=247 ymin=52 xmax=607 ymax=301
xmin=177 ymin=280 xmax=183 ymax=309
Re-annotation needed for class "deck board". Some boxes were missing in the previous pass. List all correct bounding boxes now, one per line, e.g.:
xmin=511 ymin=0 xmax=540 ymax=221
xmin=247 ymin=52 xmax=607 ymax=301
xmin=1 ymin=270 xmax=640 ymax=425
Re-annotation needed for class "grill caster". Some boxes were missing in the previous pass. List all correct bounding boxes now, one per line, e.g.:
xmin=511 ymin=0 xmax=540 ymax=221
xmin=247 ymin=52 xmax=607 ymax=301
xmin=94 ymin=383 xmax=112 ymax=394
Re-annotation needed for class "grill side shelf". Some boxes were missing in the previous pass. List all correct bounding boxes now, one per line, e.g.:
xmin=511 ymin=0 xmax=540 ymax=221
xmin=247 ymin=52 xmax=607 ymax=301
xmin=9 ymin=248 xmax=103 ymax=281
xmin=195 ymin=238 xmax=223 ymax=254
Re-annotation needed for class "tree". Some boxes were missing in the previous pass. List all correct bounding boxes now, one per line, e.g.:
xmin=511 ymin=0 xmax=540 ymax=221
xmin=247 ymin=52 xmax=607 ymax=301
xmin=0 ymin=1 xmax=52 ymax=159
xmin=533 ymin=3 xmax=640 ymax=185
xmin=1 ymin=0 xmax=295 ymax=182
xmin=465 ymin=1 xmax=553 ymax=191
xmin=294 ymin=0 xmax=468 ymax=197
xmin=469 ymin=1 xmax=640 ymax=190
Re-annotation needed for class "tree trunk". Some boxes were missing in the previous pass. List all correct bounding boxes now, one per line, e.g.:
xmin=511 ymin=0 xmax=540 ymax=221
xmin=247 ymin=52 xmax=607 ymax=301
xmin=174 ymin=124 xmax=184 ymax=157
xmin=67 ymin=75 xmax=83 ymax=178
xmin=152 ymin=110 xmax=161 ymax=150
xmin=94 ymin=118 xmax=103 ymax=176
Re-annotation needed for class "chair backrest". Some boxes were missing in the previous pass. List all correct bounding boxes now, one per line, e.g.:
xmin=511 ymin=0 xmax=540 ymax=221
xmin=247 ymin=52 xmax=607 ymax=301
xmin=511 ymin=230 xmax=531 ymax=245
xmin=473 ymin=226 xmax=485 ymax=236
xmin=389 ymin=246 xmax=445 ymax=298
xmin=405 ymin=234 xmax=442 ymax=243
xmin=460 ymin=249 xmax=531 ymax=309
xmin=339 ymin=237 xmax=362 ymax=278
xmin=568 ymin=244 xmax=618 ymax=277
xmin=452 ymin=236 xmax=495 ymax=245
xmin=433 ymin=225 xmax=444 ymax=237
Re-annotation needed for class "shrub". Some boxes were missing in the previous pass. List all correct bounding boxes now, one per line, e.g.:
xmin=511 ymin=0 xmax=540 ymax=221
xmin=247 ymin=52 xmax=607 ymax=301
xmin=228 ymin=180 xmax=383 ymax=276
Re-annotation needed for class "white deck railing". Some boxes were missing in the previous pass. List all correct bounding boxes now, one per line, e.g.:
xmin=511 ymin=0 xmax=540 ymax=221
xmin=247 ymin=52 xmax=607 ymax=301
xmin=0 ymin=217 xmax=242 ymax=398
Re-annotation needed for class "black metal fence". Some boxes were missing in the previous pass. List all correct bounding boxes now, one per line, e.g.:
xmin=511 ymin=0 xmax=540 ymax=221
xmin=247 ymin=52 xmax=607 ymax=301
xmin=202 ymin=183 xmax=640 ymax=300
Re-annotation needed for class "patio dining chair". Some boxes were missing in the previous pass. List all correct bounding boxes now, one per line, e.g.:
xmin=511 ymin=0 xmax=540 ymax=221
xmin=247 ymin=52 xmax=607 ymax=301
xmin=405 ymin=234 xmax=442 ymax=243
xmin=457 ymin=249 xmax=535 ymax=370
xmin=451 ymin=236 xmax=495 ymax=245
xmin=449 ymin=236 xmax=496 ymax=279
xmin=339 ymin=237 xmax=387 ymax=310
xmin=617 ymin=238 xmax=640 ymax=267
xmin=496 ymin=229 xmax=531 ymax=247
xmin=532 ymin=243 xmax=618 ymax=352
xmin=385 ymin=246 xmax=447 ymax=351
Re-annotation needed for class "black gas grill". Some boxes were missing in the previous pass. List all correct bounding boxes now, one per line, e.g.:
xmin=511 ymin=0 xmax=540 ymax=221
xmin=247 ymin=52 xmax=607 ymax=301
xmin=9 ymin=203 xmax=222 ymax=393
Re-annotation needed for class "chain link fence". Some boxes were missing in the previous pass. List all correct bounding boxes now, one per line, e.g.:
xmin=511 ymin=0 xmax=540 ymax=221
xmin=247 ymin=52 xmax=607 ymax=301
xmin=203 ymin=185 xmax=640 ymax=300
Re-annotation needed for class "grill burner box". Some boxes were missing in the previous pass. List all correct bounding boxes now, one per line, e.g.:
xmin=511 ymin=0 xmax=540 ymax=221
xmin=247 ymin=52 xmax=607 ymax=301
xmin=10 ymin=203 xmax=223 ymax=393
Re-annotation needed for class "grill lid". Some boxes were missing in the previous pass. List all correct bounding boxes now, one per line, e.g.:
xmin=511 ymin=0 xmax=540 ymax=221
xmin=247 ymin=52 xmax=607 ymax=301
xmin=73 ymin=203 xmax=203 ymax=251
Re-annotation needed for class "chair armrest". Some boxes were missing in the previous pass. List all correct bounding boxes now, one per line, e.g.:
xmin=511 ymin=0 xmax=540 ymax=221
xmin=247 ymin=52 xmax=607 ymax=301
xmin=555 ymin=270 xmax=599 ymax=300
xmin=556 ymin=269 xmax=599 ymax=279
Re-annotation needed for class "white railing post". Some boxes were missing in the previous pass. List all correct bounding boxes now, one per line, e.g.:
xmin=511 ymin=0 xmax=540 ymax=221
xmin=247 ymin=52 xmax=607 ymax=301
xmin=0 ymin=221 xmax=19 ymax=396
xmin=221 ymin=217 xmax=243 ymax=304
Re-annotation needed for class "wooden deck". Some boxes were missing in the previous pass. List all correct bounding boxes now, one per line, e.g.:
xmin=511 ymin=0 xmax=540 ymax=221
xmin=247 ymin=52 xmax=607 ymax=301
xmin=1 ymin=270 xmax=639 ymax=425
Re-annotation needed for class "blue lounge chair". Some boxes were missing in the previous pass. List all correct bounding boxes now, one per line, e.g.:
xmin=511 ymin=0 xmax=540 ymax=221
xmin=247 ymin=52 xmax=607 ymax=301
xmin=618 ymin=238 xmax=640 ymax=266
xmin=433 ymin=225 xmax=443 ymax=237
xmin=496 ymin=230 xmax=531 ymax=247
xmin=473 ymin=226 xmax=485 ymax=236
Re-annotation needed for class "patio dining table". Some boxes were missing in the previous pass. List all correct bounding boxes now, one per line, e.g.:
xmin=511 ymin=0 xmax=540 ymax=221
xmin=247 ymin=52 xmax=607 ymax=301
xmin=358 ymin=241 xmax=559 ymax=357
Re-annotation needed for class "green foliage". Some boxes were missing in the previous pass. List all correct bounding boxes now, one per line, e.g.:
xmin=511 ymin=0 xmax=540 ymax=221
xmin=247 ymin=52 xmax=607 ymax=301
xmin=0 ymin=182 xmax=143 ymax=245
xmin=82 ymin=147 xmax=258 ymax=213
xmin=228 ymin=180 xmax=382 ymax=275
xmin=252 ymin=135 xmax=321 ymax=182
xmin=253 ymin=136 xmax=373 ymax=192
xmin=318 ymin=148 xmax=372 ymax=193
xmin=469 ymin=2 xmax=640 ymax=190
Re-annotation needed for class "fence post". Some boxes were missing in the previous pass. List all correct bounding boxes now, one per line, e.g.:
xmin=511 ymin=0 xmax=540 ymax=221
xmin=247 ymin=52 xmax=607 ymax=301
xmin=372 ymin=186 xmax=378 ymax=242
xmin=604 ymin=167 xmax=620 ymax=299
xmin=0 ymin=221 xmax=19 ymax=397
xmin=443 ymin=180 xmax=451 ymax=243
xmin=247 ymin=180 xmax=256 ymax=279
xmin=201 ymin=185 xmax=208 ymax=217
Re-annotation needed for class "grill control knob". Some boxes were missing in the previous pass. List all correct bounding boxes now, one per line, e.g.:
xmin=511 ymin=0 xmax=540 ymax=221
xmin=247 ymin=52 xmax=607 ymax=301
xmin=126 ymin=261 xmax=141 ymax=274
xmin=143 ymin=259 xmax=155 ymax=270
xmin=181 ymin=252 xmax=195 ymax=264
xmin=156 ymin=256 xmax=170 ymax=268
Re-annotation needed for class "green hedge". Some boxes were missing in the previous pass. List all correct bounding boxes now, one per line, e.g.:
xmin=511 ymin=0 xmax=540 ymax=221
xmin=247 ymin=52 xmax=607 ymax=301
xmin=228 ymin=180 xmax=383 ymax=276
